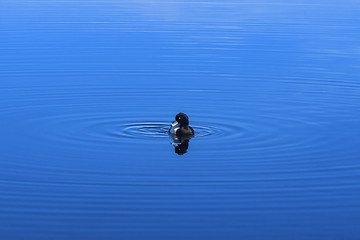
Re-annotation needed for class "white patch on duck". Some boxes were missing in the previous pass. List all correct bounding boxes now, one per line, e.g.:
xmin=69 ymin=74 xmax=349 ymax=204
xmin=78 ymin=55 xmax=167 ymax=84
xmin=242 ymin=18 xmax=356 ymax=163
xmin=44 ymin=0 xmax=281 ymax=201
xmin=169 ymin=120 xmax=180 ymax=134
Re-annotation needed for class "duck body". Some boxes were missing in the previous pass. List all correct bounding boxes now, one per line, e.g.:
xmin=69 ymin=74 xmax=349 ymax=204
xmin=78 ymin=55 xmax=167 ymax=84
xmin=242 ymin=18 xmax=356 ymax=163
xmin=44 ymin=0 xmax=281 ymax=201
xmin=169 ymin=113 xmax=194 ymax=137
xmin=175 ymin=125 xmax=194 ymax=137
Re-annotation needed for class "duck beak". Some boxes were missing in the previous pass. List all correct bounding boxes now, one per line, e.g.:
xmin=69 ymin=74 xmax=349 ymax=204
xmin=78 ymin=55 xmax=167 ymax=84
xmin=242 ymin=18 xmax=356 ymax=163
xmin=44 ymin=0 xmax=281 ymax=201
xmin=171 ymin=142 xmax=179 ymax=147
xmin=172 ymin=120 xmax=179 ymax=126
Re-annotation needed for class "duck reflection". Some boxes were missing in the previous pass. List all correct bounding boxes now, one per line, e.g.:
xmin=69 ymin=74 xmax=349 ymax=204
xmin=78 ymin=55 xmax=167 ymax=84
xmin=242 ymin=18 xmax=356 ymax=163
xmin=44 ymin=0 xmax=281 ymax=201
xmin=171 ymin=136 xmax=191 ymax=155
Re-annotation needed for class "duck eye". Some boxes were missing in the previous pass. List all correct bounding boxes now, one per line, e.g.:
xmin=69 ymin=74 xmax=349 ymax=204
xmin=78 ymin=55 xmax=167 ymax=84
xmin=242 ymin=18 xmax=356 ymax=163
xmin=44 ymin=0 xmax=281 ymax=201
xmin=178 ymin=117 xmax=181 ymax=120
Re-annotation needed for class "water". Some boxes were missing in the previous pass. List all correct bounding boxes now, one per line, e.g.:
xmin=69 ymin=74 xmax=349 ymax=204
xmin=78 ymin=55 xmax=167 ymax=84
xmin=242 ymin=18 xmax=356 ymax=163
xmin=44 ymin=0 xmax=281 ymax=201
xmin=1 ymin=0 xmax=360 ymax=239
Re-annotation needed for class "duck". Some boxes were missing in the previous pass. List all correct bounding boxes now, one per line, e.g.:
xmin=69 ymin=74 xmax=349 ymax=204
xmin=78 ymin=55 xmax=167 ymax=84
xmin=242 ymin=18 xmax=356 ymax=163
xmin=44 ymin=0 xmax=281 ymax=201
xmin=169 ymin=113 xmax=194 ymax=137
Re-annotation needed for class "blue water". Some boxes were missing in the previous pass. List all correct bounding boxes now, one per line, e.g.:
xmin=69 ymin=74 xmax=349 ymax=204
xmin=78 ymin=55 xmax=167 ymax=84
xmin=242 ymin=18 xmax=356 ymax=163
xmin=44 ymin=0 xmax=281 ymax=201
xmin=1 ymin=1 xmax=360 ymax=239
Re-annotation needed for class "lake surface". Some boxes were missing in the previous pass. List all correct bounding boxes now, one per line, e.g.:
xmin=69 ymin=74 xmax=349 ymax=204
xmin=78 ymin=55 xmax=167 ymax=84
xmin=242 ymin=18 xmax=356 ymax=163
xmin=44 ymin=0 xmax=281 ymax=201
xmin=1 ymin=0 xmax=360 ymax=239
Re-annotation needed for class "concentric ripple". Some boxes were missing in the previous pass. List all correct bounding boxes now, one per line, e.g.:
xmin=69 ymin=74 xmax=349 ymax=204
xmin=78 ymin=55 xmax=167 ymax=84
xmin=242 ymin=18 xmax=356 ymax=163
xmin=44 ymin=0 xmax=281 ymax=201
xmin=120 ymin=123 xmax=218 ymax=139
xmin=21 ymin=113 xmax=235 ymax=147
xmin=2 ymin=85 xmax=359 ymax=159
xmin=1 ymin=83 xmax=359 ymax=207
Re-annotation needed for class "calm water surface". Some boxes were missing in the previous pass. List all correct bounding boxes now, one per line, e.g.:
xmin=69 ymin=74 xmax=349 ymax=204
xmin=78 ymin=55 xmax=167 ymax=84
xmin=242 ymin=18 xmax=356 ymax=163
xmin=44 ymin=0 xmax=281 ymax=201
xmin=1 ymin=0 xmax=360 ymax=239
